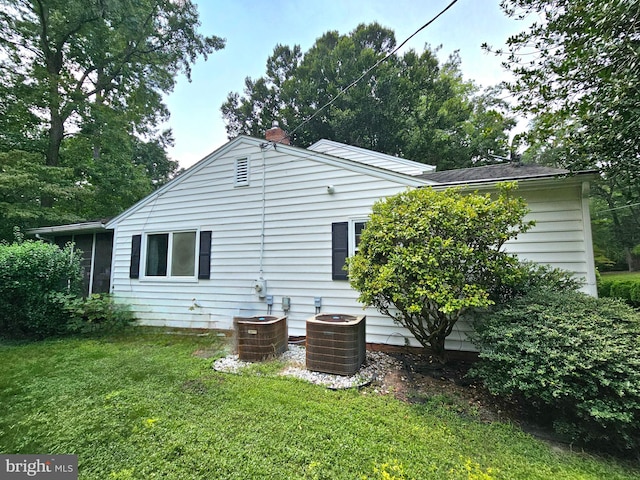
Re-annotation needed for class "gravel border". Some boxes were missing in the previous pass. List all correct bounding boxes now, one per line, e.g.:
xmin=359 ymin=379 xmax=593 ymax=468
xmin=213 ymin=344 xmax=403 ymax=390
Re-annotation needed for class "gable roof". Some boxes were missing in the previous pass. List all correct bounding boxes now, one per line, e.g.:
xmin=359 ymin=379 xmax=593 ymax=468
xmin=106 ymin=135 xmax=435 ymax=229
xmin=416 ymin=163 xmax=572 ymax=185
xmin=308 ymin=139 xmax=436 ymax=175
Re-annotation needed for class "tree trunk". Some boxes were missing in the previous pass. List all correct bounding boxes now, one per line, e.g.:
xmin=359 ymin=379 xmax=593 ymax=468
xmin=429 ymin=334 xmax=448 ymax=364
xmin=603 ymin=190 xmax=635 ymax=272
xmin=625 ymin=248 xmax=640 ymax=272
xmin=46 ymin=112 xmax=64 ymax=168
xmin=92 ymin=67 xmax=104 ymax=161
xmin=41 ymin=67 xmax=66 ymax=207
xmin=39 ymin=110 xmax=65 ymax=208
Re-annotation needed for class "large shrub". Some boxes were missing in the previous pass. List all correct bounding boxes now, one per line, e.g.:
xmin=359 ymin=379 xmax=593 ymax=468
xmin=598 ymin=277 xmax=640 ymax=308
xmin=348 ymin=183 xmax=534 ymax=362
xmin=0 ymin=240 xmax=82 ymax=338
xmin=472 ymin=290 xmax=640 ymax=453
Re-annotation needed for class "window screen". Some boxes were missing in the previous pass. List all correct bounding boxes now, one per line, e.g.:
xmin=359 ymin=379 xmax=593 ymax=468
xmin=171 ymin=232 xmax=196 ymax=276
xmin=146 ymin=233 xmax=169 ymax=276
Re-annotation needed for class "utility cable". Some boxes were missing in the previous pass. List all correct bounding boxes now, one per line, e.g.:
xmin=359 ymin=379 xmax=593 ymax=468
xmin=286 ymin=0 xmax=460 ymax=140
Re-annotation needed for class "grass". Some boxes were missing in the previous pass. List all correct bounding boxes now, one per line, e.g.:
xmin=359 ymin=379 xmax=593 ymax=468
xmin=1 ymin=330 xmax=638 ymax=479
xmin=600 ymin=271 xmax=640 ymax=282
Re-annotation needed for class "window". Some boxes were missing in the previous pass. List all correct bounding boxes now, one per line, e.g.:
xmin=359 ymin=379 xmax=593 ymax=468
xmin=129 ymin=230 xmax=212 ymax=280
xmin=353 ymin=221 xmax=367 ymax=255
xmin=235 ymin=158 xmax=249 ymax=186
xmin=146 ymin=233 xmax=170 ymax=276
xmin=171 ymin=232 xmax=197 ymax=276
xmin=331 ymin=220 xmax=368 ymax=280
xmin=146 ymin=231 xmax=195 ymax=277
xmin=129 ymin=231 xmax=212 ymax=280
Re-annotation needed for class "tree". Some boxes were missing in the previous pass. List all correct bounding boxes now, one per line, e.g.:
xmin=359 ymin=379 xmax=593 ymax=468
xmin=0 ymin=150 xmax=86 ymax=241
xmin=0 ymin=0 xmax=224 ymax=167
xmin=494 ymin=0 xmax=640 ymax=270
xmin=347 ymin=184 xmax=533 ymax=361
xmin=222 ymin=23 xmax=514 ymax=171
xmin=0 ymin=0 xmax=223 ymax=236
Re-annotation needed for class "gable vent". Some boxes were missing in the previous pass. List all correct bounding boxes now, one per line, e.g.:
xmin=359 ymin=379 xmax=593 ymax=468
xmin=235 ymin=158 xmax=249 ymax=186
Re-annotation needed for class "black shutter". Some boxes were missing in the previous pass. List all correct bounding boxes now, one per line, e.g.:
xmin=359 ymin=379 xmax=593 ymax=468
xmin=198 ymin=230 xmax=212 ymax=279
xmin=332 ymin=222 xmax=349 ymax=280
xmin=129 ymin=234 xmax=141 ymax=279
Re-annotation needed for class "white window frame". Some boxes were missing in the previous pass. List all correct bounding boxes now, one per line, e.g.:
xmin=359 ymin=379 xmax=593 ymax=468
xmin=140 ymin=229 xmax=199 ymax=282
xmin=349 ymin=219 xmax=368 ymax=256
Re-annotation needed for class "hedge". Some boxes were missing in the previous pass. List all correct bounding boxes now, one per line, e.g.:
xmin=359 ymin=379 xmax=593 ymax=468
xmin=0 ymin=241 xmax=82 ymax=338
xmin=472 ymin=290 xmax=640 ymax=453
xmin=598 ymin=277 xmax=640 ymax=307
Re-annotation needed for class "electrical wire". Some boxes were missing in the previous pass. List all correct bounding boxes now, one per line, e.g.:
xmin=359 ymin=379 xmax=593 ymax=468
xmin=594 ymin=201 xmax=640 ymax=216
xmin=286 ymin=0 xmax=460 ymax=140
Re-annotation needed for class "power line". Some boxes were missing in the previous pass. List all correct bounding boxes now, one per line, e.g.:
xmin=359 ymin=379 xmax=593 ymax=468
xmin=286 ymin=0 xmax=459 ymax=139
xmin=594 ymin=202 xmax=640 ymax=216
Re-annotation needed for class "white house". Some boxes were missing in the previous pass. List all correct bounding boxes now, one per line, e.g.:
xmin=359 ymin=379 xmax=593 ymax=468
xmin=105 ymin=128 xmax=597 ymax=352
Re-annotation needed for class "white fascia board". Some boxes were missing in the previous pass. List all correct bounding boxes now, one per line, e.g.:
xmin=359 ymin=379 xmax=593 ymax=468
xmin=27 ymin=221 xmax=109 ymax=235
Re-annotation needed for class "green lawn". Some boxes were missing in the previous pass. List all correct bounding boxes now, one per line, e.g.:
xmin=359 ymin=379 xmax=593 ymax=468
xmin=600 ymin=271 xmax=640 ymax=282
xmin=0 ymin=331 xmax=637 ymax=479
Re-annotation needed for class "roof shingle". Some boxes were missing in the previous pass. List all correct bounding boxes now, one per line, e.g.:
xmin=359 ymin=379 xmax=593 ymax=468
xmin=417 ymin=163 xmax=570 ymax=184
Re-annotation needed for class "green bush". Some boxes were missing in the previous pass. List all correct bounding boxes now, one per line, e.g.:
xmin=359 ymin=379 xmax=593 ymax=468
xmin=632 ymin=282 xmax=640 ymax=303
xmin=471 ymin=290 xmax=640 ymax=453
xmin=62 ymin=294 xmax=135 ymax=334
xmin=599 ymin=278 xmax=640 ymax=307
xmin=0 ymin=241 xmax=82 ymax=338
xmin=597 ymin=278 xmax=612 ymax=297
xmin=490 ymin=261 xmax=582 ymax=303
xmin=347 ymin=183 xmax=536 ymax=361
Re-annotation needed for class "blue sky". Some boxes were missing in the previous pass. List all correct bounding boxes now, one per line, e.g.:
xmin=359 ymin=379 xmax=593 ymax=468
xmin=164 ymin=0 xmax=531 ymax=168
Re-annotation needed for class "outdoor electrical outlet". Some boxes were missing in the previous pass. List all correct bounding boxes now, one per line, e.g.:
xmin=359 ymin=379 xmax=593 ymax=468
xmin=282 ymin=296 xmax=291 ymax=311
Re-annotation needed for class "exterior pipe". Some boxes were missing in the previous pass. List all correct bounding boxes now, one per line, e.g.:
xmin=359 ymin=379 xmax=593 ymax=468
xmin=259 ymin=145 xmax=268 ymax=277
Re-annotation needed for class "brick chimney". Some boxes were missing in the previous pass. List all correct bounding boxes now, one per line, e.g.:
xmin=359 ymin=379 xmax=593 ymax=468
xmin=265 ymin=120 xmax=290 ymax=145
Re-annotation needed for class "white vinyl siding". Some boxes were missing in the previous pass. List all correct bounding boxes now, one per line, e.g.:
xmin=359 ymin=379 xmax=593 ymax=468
xmin=505 ymin=186 xmax=593 ymax=279
xmin=110 ymin=138 xmax=428 ymax=340
xmin=446 ymin=183 xmax=597 ymax=352
xmin=109 ymin=137 xmax=595 ymax=352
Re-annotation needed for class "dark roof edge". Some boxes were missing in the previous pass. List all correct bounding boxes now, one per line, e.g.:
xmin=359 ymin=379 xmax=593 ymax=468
xmin=423 ymin=169 xmax=598 ymax=187
xmin=27 ymin=220 xmax=112 ymax=235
